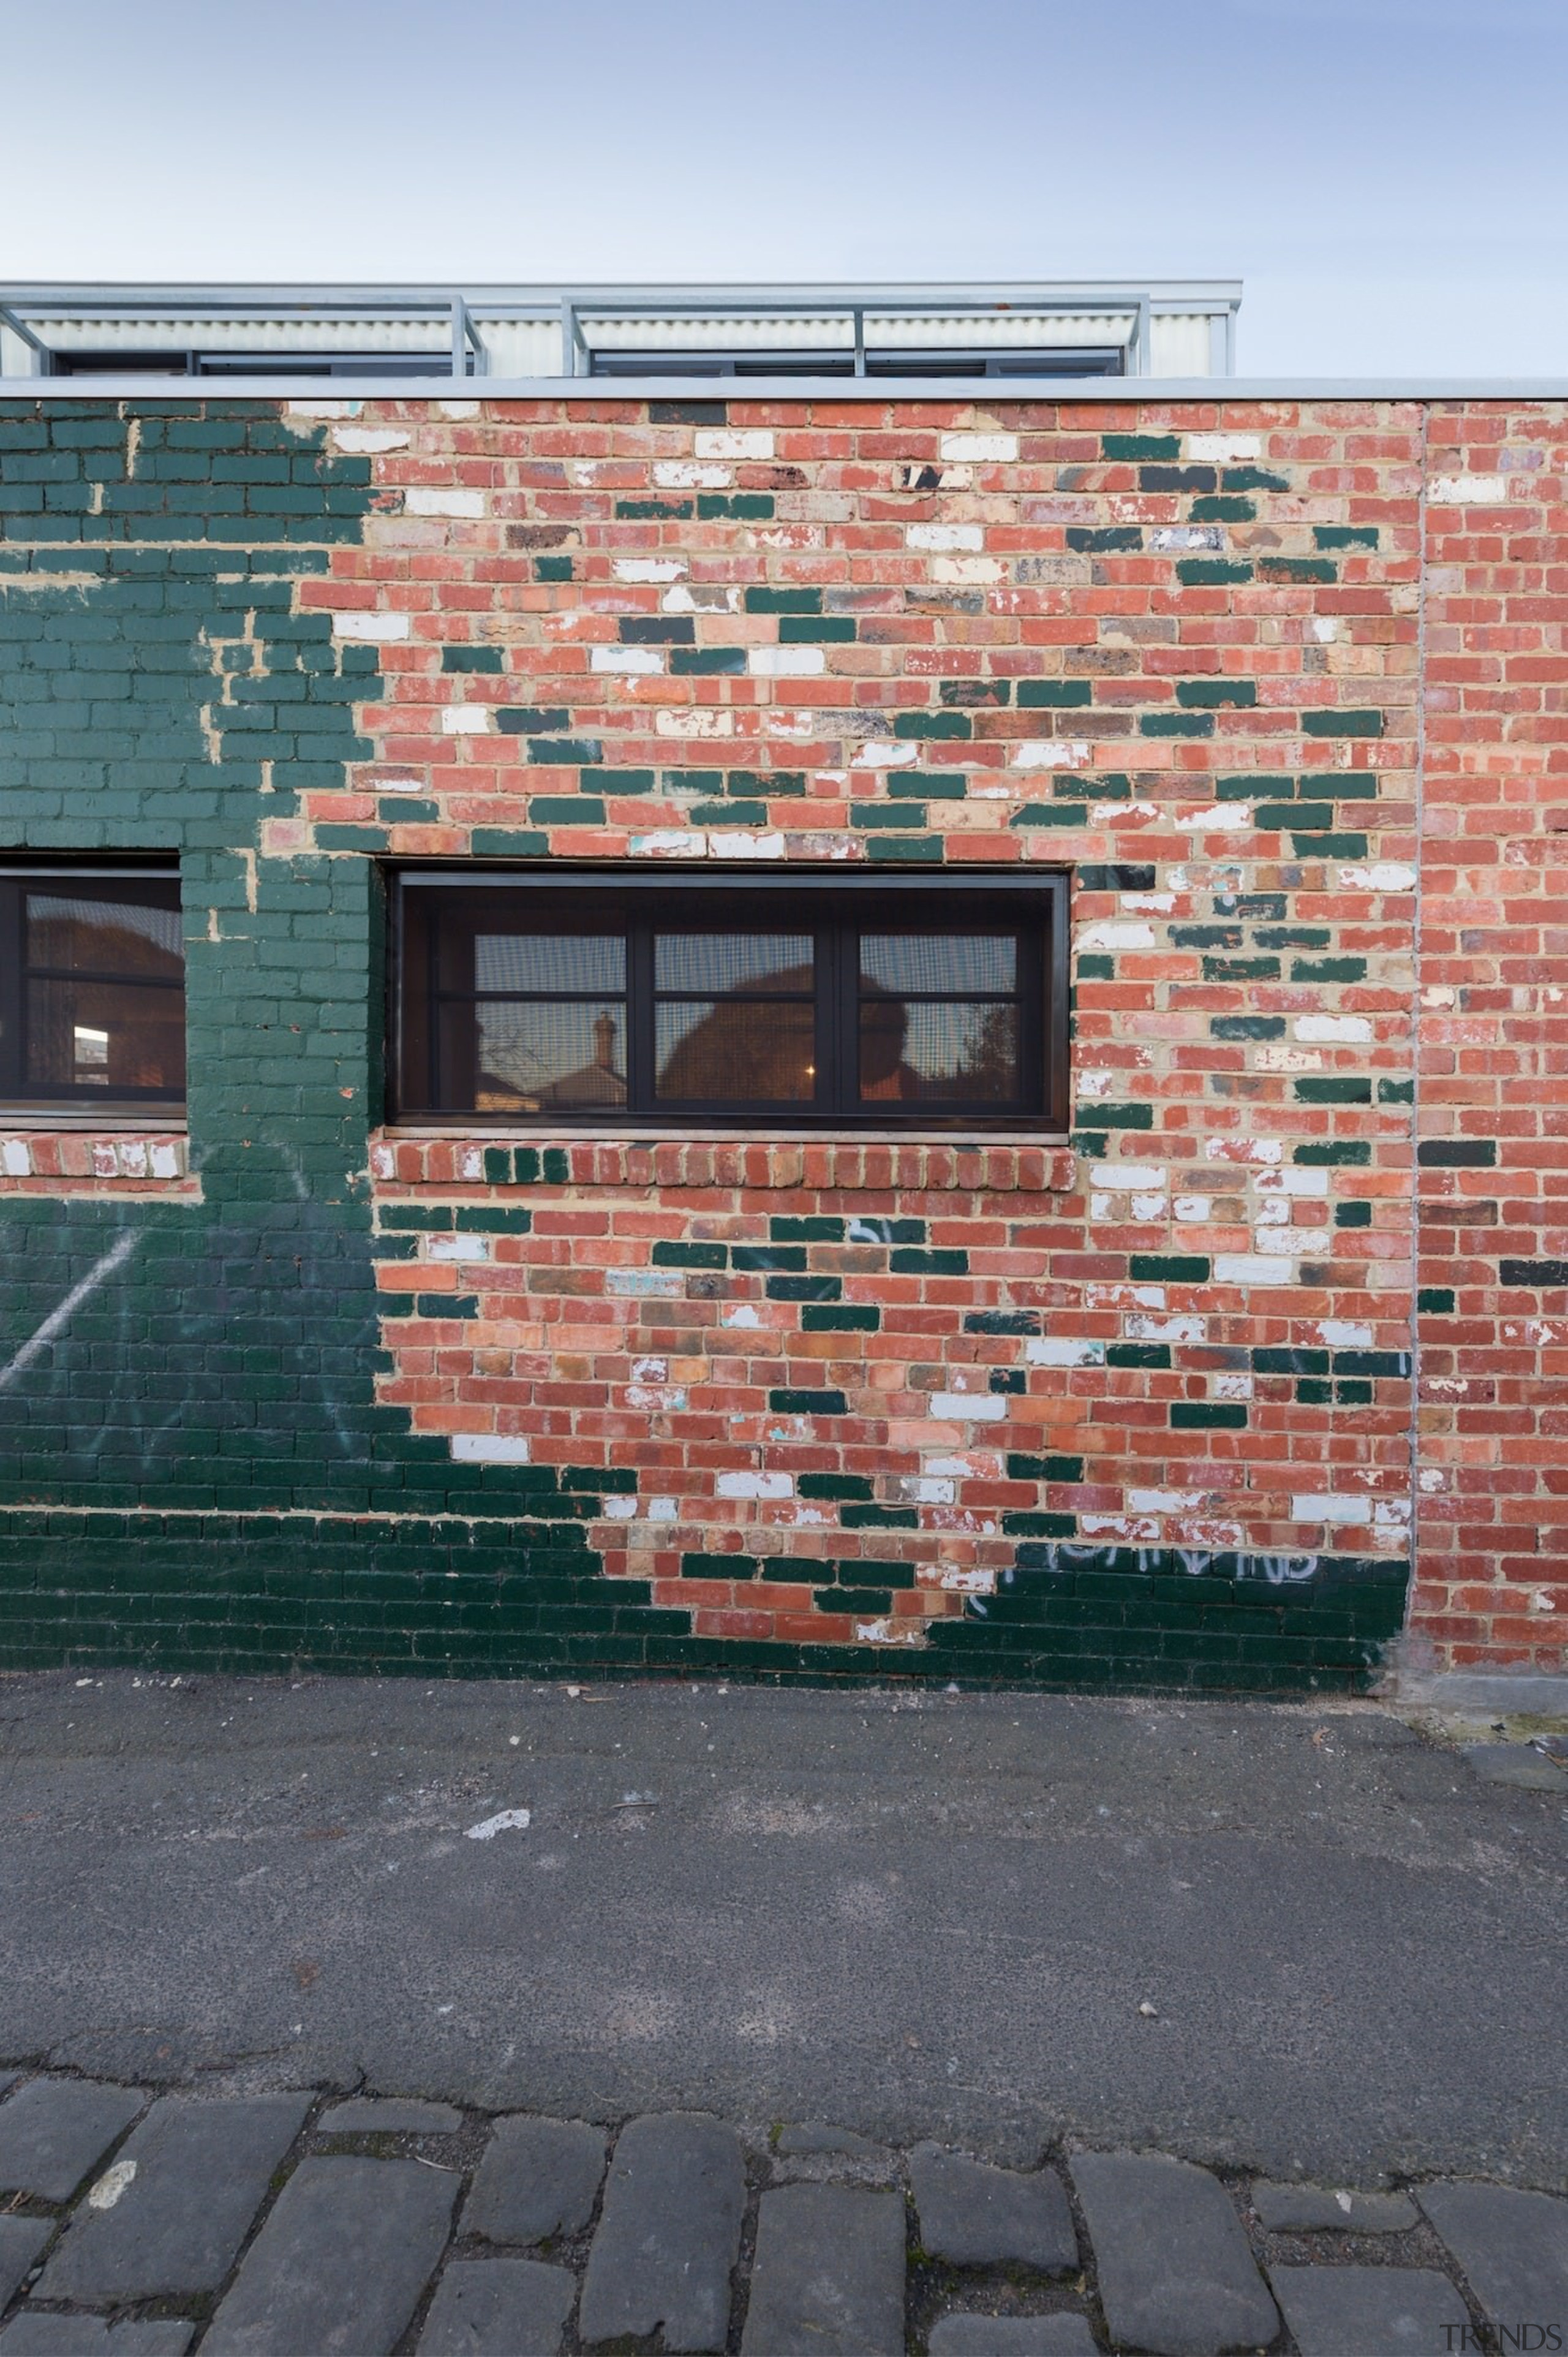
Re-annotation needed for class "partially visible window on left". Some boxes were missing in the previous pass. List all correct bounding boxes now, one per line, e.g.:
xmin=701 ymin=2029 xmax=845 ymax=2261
xmin=0 ymin=870 xmax=186 ymax=1113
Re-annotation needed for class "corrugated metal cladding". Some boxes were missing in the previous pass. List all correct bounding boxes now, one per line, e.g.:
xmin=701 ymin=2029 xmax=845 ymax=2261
xmin=0 ymin=285 xmax=1241 ymax=379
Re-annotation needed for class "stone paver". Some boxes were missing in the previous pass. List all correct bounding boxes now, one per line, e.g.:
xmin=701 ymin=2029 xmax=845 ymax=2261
xmin=0 ymin=2083 xmax=143 ymax=2204
xmin=1270 ymin=2263 xmax=1471 ymax=2356
xmin=201 ymin=2155 xmax=458 ymax=2357
xmin=578 ymin=2113 xmax=744 ymax=2351
xmin=741 ymin=2184 xmax=906 ymax=2357
xmin=416 ymin=2257 xmax=576 ymax=2355
xmin=462 ymin=2116 xmax=605 ymax=2246
xmin=319 ymin=2097 xmax=463 ymax=2136
xmin=35 ymin=2093 xmax=310 ymax=2304
xmin=911 ymin=2144 xmax=1076 ymax=2269
xmin=0 ymin=2222 xmax=50 ymax=2315
xmin=1071 ymin=2152 xmax=1280 ymax=2357
xmin=929 ymin=2320 xmax=1098 ymax=2357
xmin=0 ymin=2323 xmax=193 ymax=2356
xmin=1251 ymin=2180 xmax=1419 ymax=2232
xmin=1419 ymin=2180 xmax=1568 ymax=2336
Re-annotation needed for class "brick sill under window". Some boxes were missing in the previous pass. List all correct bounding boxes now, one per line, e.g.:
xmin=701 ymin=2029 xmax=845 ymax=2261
xmin=371 ymin=1130 xmax=1077 ymax=1194
xmin=0 ymin=1126 xmax=194 ymax=1188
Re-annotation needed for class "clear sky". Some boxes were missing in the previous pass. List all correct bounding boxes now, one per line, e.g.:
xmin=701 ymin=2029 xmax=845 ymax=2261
xmin=8 ymin=0 xmax=1567 ymax=376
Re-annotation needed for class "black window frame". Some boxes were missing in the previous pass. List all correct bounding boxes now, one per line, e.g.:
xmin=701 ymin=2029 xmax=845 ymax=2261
xmin=0 ymin=863 xmax=187 ymax=1116
xmin=390 ymin=868 xmax=1069 ymax=1134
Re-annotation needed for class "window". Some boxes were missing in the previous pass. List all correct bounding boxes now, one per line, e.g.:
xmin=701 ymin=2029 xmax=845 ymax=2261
xmin=0 ymin=869 xmax=186 ymax=1113
xmin=393 ymin=872 xmax=1067 ymax=1132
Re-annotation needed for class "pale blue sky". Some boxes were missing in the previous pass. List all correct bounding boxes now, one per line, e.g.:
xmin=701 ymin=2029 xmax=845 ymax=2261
xmin=8 ymin=0 xmax=1567 ymax=374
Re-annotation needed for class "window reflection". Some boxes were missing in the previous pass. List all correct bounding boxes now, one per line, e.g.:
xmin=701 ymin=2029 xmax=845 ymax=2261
xmin=858 ymin=934 xmax=1020 ymax=1104
xmin=655 ymin=937 xmax=815 ymax=1103
xmin=20 ymin=888 xmax=185 ymax=1097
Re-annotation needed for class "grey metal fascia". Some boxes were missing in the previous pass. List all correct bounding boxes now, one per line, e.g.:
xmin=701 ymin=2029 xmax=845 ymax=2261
xmin=4 ymin=374 xmax=1563 ymax=399
xmin=0 ymin=279 xmax=1244 ymax=308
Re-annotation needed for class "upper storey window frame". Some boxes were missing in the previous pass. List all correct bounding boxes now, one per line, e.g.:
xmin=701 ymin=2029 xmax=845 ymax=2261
xmin=390 ymin=868 xmax=1069 ymax=1136
xmin=0 ymin=864 xmax=187 ymax=1118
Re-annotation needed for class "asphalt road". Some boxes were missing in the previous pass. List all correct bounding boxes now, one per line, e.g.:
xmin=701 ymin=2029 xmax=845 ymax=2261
xmin=1 ymin=1671 xmax=1563 ymax=2187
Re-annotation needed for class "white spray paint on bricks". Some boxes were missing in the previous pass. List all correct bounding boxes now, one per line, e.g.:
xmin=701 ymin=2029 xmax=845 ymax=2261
xmin=0 ymin=1229 xmax=140 ymax=1395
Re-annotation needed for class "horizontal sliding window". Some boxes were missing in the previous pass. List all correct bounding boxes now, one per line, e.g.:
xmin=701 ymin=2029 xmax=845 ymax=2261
xmin=394 ymin=872 xmax=1066 ymax=1131
xmin=0 ymin=869 xmax=186 ymax=1112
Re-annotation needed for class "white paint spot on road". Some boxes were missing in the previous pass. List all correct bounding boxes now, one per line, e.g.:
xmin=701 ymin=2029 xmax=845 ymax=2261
xmin=465 ymin=1809 xmax=532 ymax=1841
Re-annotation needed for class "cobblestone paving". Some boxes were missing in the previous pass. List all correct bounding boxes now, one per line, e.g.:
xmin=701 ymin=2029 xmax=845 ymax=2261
xmin=1 ymin=2070 xmax=1564 ymax=2355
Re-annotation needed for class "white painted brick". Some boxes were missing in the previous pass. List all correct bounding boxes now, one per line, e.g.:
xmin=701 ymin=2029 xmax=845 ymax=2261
xmin=1013 ymin=741 xmax=1090 ymax=770
xmin=330 ymin=427 xmax=410 ymax=453
xmin=1026 ymin=1338 xmax=1106 ymax=1367
xmin=654 ymin=461 xmax=732 ymax=488
xmin=715 ymin=1470 xmax=794 ymax=1499
xmin=330 ymin=611 xmax=410 ymax=641
xmin=614 ymin=558 xmax=687 ymax=583
xmin=929 ymin=1391 xmax=1008 ymax=1421
xmin=1215 ymin=1254 xmax=1296 ymax=1284
xmin=1292 ymin=1493 xmax=1373 ymax=1525
xmin=705 ymin=831 xmax=786 ymax=860
xmin=1316 ymin=1319 xmax=1374 ymax=1345
xmin=441 ymin=705 xmax=491 ymax=734
xmin=1178 ymin=803 xmax=1254 ymax=830
xmin=933 ymin=555 xmax=1003 ymax=583
xmin=854 ymin=1619 xmax=924 ymax=1646
xmin=940 ymin=432 xmax=1018 ymax=461
xmin=149 ymin=1143 xmax=181 ymax=1179
xmin=1 ymin=1140 xmax=32 ymax=1176
xmin=655 ymin=706 xmax=734 ymax=736
xmin=1294 ymin=1014 xmax=1372 ymax=1043
xmin=900 ymin=1475 xmax=956 ymax=1504
xmin=287 ymin=399 xmax=358 ymax=418
xmin=630 ymin=830 xmax=708 ymax=857
xmin=1185 ymin=433 xmax=1261 ymax=462
xmin=1078 ymin=920 xmax=1156 ymax=950
xmin=1150 ymin=524 xmax=1223 ymax=551
xmin=429 ymin=1235 xmax=489 ymax=1262
xmin=906 ymin=522 xmax=984 ymax=551
xmin=749 ymin=647 xmax=826 ymax=676
xmin=1257 ymin=1167 xmax=1329 ymax=1197
xmin=646 ymin=1497 xmax=679 ymax=1522
xmin=1088 ymin=1164 xmax=1165 ymax=1191
xmin=451 ymin=1434 xmax=531 ymax=1464
xmin=695 ymin=428 xmax=774 ymax=459
xmin=1429 ymin=473 xmax=1510 ymax=504
xmin=1126 ymin=1315 xmax=1207 ymax=1343
xmin=1340 ymin=863 xmax=1417 ymax=892
xmin=592 ymin=645 xmax=664 ymax=675
xmin=602 ymin=1496 xmax=638 ymax=1519
xmin=851 ymin=740 xmax=920 ymax=769
xmin=722 ymin=1304 xmax=763 ymax=1328
xmin=1129 ymin=1489 xmax=1204 ymax=1514
xmin=1174 ymin=1196 xmax=1212 ymax=1222
xmin=404 ymin=487 xmax=484 ymax=517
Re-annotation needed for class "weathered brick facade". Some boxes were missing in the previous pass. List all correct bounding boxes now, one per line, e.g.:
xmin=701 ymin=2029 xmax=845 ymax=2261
xmin=0 ymin=390 xmax=1562 ymax=1692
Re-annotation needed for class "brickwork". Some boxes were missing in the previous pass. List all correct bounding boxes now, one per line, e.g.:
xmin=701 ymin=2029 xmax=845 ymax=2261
xmin=0 ymin=388 xmax=1562 ymax=1689
xmin=1414 ymin=404 xmax=1568 ymax=1671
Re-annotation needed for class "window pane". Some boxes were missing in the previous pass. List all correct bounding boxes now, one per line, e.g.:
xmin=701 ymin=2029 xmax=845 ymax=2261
xmin=858 ymin=934 xmax=1016 ymax=996
xmin=472 ymin=933 xmax=625 ymax=994
xmin=656 ymin=998 xmax=816 ymax=1102
xmin=26 ymin=893 xmax=183 ymax=981
xmin=26 ymin=980 xmax=186 ymax=1094
xmin=860 ymin=1001 xmax=1018 ymax=1102
xmin=654 ymin=935 xmax=813 ymax=994
xmin=447 ymin=1002 xmax=627 ymax=1112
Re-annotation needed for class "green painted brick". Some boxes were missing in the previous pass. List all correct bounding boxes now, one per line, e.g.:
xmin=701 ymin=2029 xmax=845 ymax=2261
xmin=1302 ymin=709 xmax=1385 ymax=737
xmin=442 ymin=646 xmax=503 ymax=672
xmin=1177 ymin=558 xmax=1253 ymax=585
xmin=1018 ymin=679 xmax=1093 ymax=706
xmin=1177 ymin=679 xmax=1257 ymax=708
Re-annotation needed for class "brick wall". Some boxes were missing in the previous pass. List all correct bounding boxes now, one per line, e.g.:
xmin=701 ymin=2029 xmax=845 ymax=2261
xmin=0 ymin=388 xmax=1561 ymax=1690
